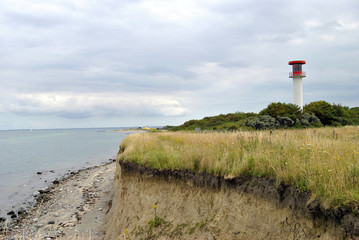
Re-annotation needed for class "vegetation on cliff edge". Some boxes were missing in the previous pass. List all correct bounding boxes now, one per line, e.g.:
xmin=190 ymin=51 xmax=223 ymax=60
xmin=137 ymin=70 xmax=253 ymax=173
xmin=119 ymin=126 xmax=359 ymax=208
xmin=167 ymin=101 xmax=359 ymax=131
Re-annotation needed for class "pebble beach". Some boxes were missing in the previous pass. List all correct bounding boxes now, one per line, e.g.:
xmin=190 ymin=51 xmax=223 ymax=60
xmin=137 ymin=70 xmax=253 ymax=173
xmin=0 ymin=160 xmax=116 ymax=240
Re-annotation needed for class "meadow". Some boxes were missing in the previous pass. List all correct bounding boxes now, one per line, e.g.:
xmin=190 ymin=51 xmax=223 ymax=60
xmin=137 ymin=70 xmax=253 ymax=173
xmin=119 ymin=126 xmax=359 ymax=208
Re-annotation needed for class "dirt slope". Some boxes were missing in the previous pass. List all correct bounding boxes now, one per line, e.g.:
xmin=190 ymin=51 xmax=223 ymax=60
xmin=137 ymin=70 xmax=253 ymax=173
xmin=104 ymin=161 xmax=359 ymax=240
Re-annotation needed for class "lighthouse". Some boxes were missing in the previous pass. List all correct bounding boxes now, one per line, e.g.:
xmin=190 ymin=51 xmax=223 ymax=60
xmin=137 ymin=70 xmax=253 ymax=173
xmin=288 ymin=60 xmax=306 ymax=110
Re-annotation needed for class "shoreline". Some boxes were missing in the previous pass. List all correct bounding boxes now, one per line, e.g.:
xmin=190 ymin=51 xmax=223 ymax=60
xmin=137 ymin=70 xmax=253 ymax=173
xmin=0 ymin=159 xmax=116 ymax=239
xmin=0 ymin=158 xmax=116 ymax=223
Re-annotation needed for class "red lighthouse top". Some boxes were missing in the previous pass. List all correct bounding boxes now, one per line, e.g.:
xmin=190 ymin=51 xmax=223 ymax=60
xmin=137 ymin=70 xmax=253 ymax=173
xmin=289 ymin=60 xmax=306 ymax=78
xmin=289 ymin=60 xmax=306 ymax=65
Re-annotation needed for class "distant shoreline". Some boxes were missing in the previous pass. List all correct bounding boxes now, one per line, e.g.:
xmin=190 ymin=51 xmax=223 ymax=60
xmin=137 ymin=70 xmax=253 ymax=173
xmin=112 ymin=129 xmax=145 ymax=132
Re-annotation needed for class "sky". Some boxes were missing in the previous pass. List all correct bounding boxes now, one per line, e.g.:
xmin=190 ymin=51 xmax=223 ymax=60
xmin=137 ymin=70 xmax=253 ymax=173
xmin=0 ymin=0 xmax=358 ymax=130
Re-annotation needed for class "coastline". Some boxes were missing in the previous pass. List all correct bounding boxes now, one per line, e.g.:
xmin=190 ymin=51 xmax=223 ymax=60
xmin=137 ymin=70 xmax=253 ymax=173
xmin=0 ymin=159 xmax=116 ymax=239
xmin=0 ymin=128 xmax=130 ymax=221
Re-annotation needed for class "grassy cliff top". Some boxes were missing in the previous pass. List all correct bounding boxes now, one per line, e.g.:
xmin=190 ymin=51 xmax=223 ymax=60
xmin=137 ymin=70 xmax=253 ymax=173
xmin=119 ymin=126 xmax=359 ymax=208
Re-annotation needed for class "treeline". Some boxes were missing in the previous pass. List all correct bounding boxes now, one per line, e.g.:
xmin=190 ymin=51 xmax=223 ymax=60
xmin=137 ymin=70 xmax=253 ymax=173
xmin=168 ymin=101 xmax=359 ymax=131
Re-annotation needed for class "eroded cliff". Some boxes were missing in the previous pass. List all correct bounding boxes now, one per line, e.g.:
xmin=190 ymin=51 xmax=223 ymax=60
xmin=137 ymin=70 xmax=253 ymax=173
xmin=103 ymin=160 xmax=359 ymax=240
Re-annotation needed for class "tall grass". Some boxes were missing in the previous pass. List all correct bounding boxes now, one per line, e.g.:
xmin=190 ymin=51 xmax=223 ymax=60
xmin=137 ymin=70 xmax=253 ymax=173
xmin=119 ymin=126 xmax=359 ymax=208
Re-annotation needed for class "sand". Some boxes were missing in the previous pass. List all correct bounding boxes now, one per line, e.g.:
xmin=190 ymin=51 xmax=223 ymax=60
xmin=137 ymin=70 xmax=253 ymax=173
xmin=0 ymin=161 xmax=116 ymax=240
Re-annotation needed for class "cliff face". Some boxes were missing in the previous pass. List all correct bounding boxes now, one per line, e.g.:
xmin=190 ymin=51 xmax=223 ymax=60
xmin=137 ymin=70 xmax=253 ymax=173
xmin=103 ymin=160 xmax=355 ymax=240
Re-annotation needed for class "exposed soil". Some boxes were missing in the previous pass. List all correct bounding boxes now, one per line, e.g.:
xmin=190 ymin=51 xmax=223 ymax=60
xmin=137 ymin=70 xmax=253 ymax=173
xmin=104 ymin=160 xmax=359 ymax=240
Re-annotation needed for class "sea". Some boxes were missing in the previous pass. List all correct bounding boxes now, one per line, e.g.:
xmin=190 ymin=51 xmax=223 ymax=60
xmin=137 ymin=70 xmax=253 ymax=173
xmin=0 ymin=128 xmax=132 ymax=219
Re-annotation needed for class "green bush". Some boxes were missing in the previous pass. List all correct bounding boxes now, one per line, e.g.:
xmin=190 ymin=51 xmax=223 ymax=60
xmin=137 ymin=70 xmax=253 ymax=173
xmin=260 ymin=102 xmax=301 ymax=121
xmin=277 ymin=116 xmax=294 ymax=128
xmin=304 ymin=101 xmax=336 ymax=125
xmin=245 ymin=115 xmax=277 ymax=129
xmin=348 ymin=107 xmax=359 ymax=125
xmin=300 ymin=113 xmax=321 ymax=127
xmin=170 ymin=101 xmax=357 ymax=131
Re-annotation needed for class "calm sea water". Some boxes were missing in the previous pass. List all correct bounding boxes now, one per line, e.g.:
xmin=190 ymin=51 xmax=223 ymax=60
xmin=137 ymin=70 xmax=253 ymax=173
xmin=0 ymin=128 xmax=130 ymax=217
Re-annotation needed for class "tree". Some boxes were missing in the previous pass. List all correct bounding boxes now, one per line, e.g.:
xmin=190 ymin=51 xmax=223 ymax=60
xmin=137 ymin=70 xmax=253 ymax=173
xmin=332 ymin=103 xmax=350 ymax=118
xmin=304 ymin=101 xmax=336 ymax=125
xmin=225 ymin=112 xmax=248 ymax=122
xmin=183 ymin=119 xmax=199 ymax=128
xmin=332 ymin=103 xmax=352 ymax=126
xmin=259 ymin=102 xmax=301 ymax=121
xmin=348 ymin=107 xmax=359 ymax=125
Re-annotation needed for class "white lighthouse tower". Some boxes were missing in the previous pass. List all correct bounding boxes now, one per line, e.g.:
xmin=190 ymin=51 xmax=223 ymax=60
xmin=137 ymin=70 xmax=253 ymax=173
xmin=288 ymin=60 xmax=306 ymax=110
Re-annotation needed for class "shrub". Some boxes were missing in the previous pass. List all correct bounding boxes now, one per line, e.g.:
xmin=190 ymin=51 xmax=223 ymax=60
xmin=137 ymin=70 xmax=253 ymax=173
xmin=304 ymin=101 xmax=336 ymax=125
xmin=245 ymin=115 xmax=277 ymax=129
xmin=333 ymin=103 xmax=350 ymax=118
xmin=277 ymin=116 xmax=294 ymax=128
xmin=300 ymin=113 xmax=321 ymax=127
xmin=260 ymin=102 xmax=301 ymax=121
xmin=337 ymin=117 xmax=353 ymax=126
xmin=349 ymin=107 xmax=359 ymax=125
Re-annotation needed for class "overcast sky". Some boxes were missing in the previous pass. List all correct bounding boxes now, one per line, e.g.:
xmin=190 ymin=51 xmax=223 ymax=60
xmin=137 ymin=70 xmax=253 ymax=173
xmin=0 ymin=0 xmax=358 ymax=129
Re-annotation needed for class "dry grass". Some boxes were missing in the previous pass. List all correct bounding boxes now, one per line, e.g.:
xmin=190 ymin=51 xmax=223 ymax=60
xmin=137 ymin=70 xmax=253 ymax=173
xmin=119 ymin=126 xmax=359 ymax=208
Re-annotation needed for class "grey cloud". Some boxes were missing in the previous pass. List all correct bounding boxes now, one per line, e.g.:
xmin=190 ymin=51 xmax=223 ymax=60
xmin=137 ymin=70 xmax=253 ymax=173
xmin=0 ymin=0 xmax=358 ymax=129
xmin=5 ymin=93 xmax=188 ymax=119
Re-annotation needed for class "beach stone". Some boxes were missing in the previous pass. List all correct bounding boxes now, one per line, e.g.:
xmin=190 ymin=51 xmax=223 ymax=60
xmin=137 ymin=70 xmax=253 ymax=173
xmin=7 ymin=210 xmax=15 ymax=216
xmin=53 ymin=179 xmax=60 ymax=184
xmin=38 ymin=189 xmax=50 ymax=194
xmin=36 ymin=223 xmax=44 ymax=228
xmin=63 ymin=221 xmax=76 ymax=227
xmin=56 ymin=230 xmax=64 ymax=237
xmin=48 ymin=220 xmax=55 ymax=224
xmin=44 ymin=225 xmax=54 ymax=231
xmin=37 ymin=171 xmax=43 ymax=175
xmin=18 ymin=208 xmax=27 ymax=217
xmin=0 ymin=217 xmax=5 ymax=222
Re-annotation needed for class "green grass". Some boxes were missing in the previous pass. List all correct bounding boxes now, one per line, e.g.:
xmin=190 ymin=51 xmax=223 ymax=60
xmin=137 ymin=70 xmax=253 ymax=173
xmin=119 ymin=126 xmax=359 ymax=208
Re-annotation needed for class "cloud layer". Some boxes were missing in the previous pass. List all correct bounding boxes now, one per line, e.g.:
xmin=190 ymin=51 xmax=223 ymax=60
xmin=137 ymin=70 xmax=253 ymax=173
xmin=7 ymin=93 xmax=187 ymax=118
xmin=0 ymin=0 xmax=358 ymax=129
